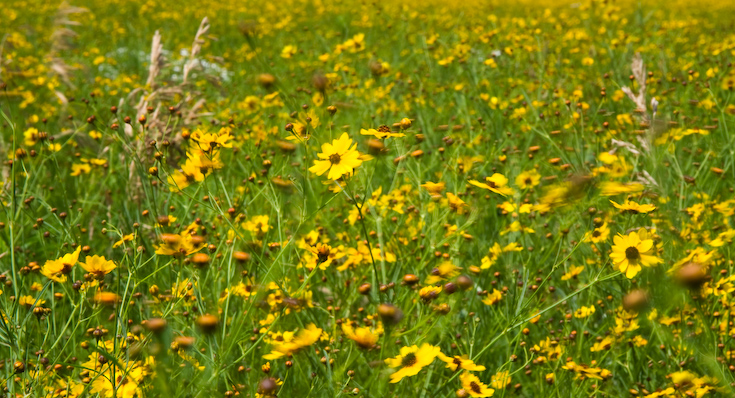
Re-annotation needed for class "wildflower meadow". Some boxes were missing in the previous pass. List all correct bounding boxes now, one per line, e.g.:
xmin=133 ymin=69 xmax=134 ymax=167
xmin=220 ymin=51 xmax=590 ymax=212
xmin=2 ymin=0 xmax=735 ymax=396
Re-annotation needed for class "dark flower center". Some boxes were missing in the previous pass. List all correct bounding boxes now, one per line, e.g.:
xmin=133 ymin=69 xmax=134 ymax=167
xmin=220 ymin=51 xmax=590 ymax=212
xmin=592 ymin=230 xmax=601 ymax=237
xmin=525 ymin=178 xmax=532 ymax=185
xmin=378 ymin=125 xmax=391 ymax=133
xmin=401 ymin=353 xmax=417 ymax=367
xmin=329 ymin=153 xmax=341 ymax=164
xmin=625 ymin=246 xmax=640 ymax=261
xmin=470 ymin=381 xmax=482 ymax=394
xmin=453 ymin=357 xmax=463 ymax=369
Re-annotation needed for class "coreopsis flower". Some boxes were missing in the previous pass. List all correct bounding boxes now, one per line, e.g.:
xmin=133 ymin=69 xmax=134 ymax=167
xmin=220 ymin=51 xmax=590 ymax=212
xmin=168 ymin=158 xmax=205 ymax=191
xmin=561 ymin=361 xmax=611 ymax=380
xmin=459 ymin=372 xmax=495 ymax=397
xmin=490 ymin=371 xmax=511 ymax=390
xmin=79 ymin=255 xmax=116 ymax=279
xmin=574 ymin=305 xmax=596 ymax=318
xmin=515 ymin=169 xmax=541 ymax=189
xmin=384 ymin=343 xmax=441 ymax=383
xmin=41 ymin=246 xmax=82 ymax=283
xmin=469 ymin=173 xmax=514 ymax=196
xmin=309 ymin=133 xmax=366 ymax=180
xmin=481 ymin=289 xmax=503 ymax=305
xmin=598 ymin=181 xmax=644 ymax=196
xmin=190 ymin=127 xmax=233 ymax=152
xmin=113 ymin=233 xmax=135 ymax=248
xmin=561 ymin=265 xmax=585 ymax=281
xmin=419 ymin=285 xmax=442 ymax=301
xmin=610 ymin=200 xmax=656 ymax=214
xmin=446 ymin=192 xmax=468 ymax=214
xmin=155 ymin=225 xmax=206 ymax=257
xmin=610 ymin=230 xmax=663 ymax=278
xmin=437 ymin=354 xmax=486 ymax=372
xmin=590 ymin=336 xmax=614 ymax=352
xmin=360 ymin=125 xmax=405 ymax=139
xmin=305 ymin=242 xmax=344 ymax=270
xmin=585 ymin=222 xmax=610 ymax=243
xmin=70 ymin=164 xmax=91 ymax=176
xmin=341 ymin=322 xmax=382 ymax=349
xmin=243 ymin=215 xmax=271 ymax=236
xmin=263 ymin=324 xmax=322 ymax=360
xmin=421 ymin=181 xmax=446 ymax=196
xmin=425 ymin=260 xmax=461 ymax=284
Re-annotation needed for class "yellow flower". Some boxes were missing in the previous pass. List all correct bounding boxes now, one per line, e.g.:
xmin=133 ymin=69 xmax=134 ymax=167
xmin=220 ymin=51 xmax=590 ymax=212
xmin=341 ymin=322 xmax=382 ymax=349
xmin=243 ymin=215 xmax=270 ymax=236
xmin=482 ymin=289 xmax=503 ymax=305
xmin=599 ymin=181 xmax=644 ymax=197
xmin=263 ymin=323 xmax=322 ymax=360
xmin=41 ymin=246 xmax=82 ymax=283
xmin=421 ymin=181 xmax=446 ymax=196
xmin=425 ymin=261 xmax=461 ymax=284
xmin=281 ymin=44 xmax=297 ymax=58
xmin=70 ymin=164 xmax=91 ymax=176
xmin=574 ymin=305 xmax=596 ymax=318
xmin=610 ymin=200 xmax=656 ymax=214
xmin=309 ymin=133 xmax=365 ymax=180
xmin=113 ymin=233 xmax=135 ymax=248
xmin=459 ymin=372 xmax=495 ymax=397
xmin=586 ymin=222 xmax=610 ymax=243
xmin=590 ymin=336 xmax=613 ymax=352
xmin=190 ymin=127 xmax=233 ymax=152
xmin=79 ymin=255 xmax=116 ymax=279
xmin=490 ymin=371 xmax=511 ymax=389
xmin=24 ymin=127 xmax=39 ymax=146
xmin=610 ymin=230 xmax=663 ymax=278
xmin=168 ymin=158 xmax=205 ymax=191
xmin=515 ymin=169 xmax=541 ymax=189
xmin=469 ymin=173 xmax=514 ymax=196
xmin=384 ymin=343 xmax=441 ymax=383
xmin=155 ymin=228 xmax=206 ymax=257
xmin=437 ymin=354 xmax=486 ymax=372
xmin=360 ymin=125 xmax=405 ymax=139
xmin=561 ymin=265 xmax=584 ymax=281
xmin=305 ymin=242 xmax=344 ymax=270
xmin=446 ymin=192 xmax=468 ymax=214
xmin=419 ymin=285 xmax=442 ymax=301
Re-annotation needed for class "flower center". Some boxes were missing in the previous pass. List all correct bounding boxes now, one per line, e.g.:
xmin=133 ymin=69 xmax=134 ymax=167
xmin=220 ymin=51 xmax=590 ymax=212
xmin=625 ymin=246 xmax=640 ymax=261
xmin=329 ymin=153 xmax=341 ymax=165
xmin=401 ymin=353 xmax=417 ymax=367
xmin=592 ymin=230 xmax=601 ymax=237
xmin=525 ymin=178 xmax=532 ymax=185
xmin=470 ymin=381 xmax=482 ymax=394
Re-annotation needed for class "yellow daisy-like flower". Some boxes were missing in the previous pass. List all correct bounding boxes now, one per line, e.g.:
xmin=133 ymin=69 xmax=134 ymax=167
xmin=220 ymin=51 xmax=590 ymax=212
xmin=421 ymin=181 xmax=446 ymax=195
xmin=599 ymin=181 xmax=644 ymax=197
xmin=515 ymin=169 xmax=541 ymax=189
xmin=263 ymin=324 xmax=323 ymax=360
xmin=459 ymin=372 xmax=495 ymax=397
xmin=446 ymin=192 xmax=468 ymax=214
xmin=360 ymin=125 xmax=405 ymax=139
xmin=610 ymin=230 xmax=663 ymax=278
xmin=437 ymin=353 xmax=486 ymax=372
xmin=610 ymin=200 xmax=656 ymax=214
xmin=305 ymin=242 xmax=344 ymax=270
xmin=468 ymin=173 xmax=514 ymax=196
xmin=309 ymin=133 xmax=365 ymax=180
xmin=384 ymin=343 xmax=441 ymax=383
xmin=41 ymin=246 xmax=82 ymax=283
xmin=341 ymin=322 xmax=382 ymax=349
xmin=79 ymin=255 xmax=117 ymax=279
